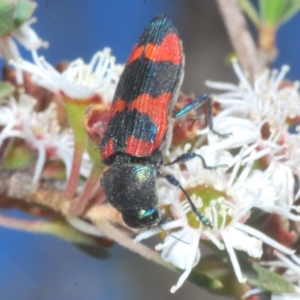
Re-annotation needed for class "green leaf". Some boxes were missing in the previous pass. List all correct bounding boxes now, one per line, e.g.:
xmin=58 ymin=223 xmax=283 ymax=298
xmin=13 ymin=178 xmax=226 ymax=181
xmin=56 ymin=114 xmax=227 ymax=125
xmin=239 ymin=255 xmax=295 ymax=294
xmin=0 ymin=81 xmax=15 ymax=99
xmin=203 ymin=242 xmax=295 ymax=295
xmin=0 ymin=0 xmax=36 ymax=35
xmin=279 ymin=0 xmax=300 ymax=23
xmin=238 ymin=0 xmax=260 ymax=27
xmin=259 ymin=0 xmax=300 ymax=25
xmin=0 ymin=0 xmax=15 ymax=35
xmin=13 ymin=0 xmax=36 ymax=27
xmin=259 ymin=0 xmax=289 ymax=24
xmin=2 ymin=139 xmax=35 ymax=169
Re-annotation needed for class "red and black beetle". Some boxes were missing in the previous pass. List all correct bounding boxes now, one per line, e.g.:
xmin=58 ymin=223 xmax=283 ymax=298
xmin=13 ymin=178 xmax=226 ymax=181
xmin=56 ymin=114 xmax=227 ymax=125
xmin=100 ymin=15 xmax=225 ymax=228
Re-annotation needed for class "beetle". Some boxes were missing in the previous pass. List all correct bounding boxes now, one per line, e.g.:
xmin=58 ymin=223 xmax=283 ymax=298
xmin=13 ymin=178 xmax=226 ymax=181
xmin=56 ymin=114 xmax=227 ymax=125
xmin=100 ymin=15 xmax=226 ymax=228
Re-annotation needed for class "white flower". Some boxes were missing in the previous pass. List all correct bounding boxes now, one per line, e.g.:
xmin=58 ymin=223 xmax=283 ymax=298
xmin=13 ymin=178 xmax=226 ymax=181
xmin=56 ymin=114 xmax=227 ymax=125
xmin=136 ymin=147 xmax=293 ymax=292
xmin=0 ymin=94 xmax=90 ymax=182
xmin=206 ymin=61 xmax=300 ymax=149
xmin=206 ymin=60 xmax=300 ymax=220
xmin=0 ymin=18 xmax=47 ymax=61
xmin=10 ymin=48 xmax=124 ymax=101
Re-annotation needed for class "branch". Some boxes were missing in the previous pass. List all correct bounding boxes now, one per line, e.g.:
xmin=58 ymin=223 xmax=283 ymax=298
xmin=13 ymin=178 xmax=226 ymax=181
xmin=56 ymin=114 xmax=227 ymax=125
xmin=0 ymin=168 xmax=119 ymax=222
xmin=215 ymin=0 xmax=262 ymax=78
xmin=0 ymin=168 xmax=175 ymax=271
xmin=89 ymin=216 xmax=176 ymax=271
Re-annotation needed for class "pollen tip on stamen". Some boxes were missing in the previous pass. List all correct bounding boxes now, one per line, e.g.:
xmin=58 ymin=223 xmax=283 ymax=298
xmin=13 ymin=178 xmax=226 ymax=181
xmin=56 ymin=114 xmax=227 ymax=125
xmin=42 ymin=41 xmax=49 ymax=48
xmin=191 ymin=194 xmax=196 ymax=201
xmin=30 ymin=17 xmax=38 ymax=23
xmin=230 ymin=57 xmax=238 ymax=64
xmin=210 ymin=199 xmax=217 ymax=206
xmin=170 ymin=286 xmax=177 ymax=293
xmin=183 ymin=143 xmax=191 ymax=152
xmin=103 ymin=47 xmax=111 ymax=53
xmin=282 ymin=65 xmax=290 ymax=72
xmin=155 ymin=243 xmax=163 ymax=251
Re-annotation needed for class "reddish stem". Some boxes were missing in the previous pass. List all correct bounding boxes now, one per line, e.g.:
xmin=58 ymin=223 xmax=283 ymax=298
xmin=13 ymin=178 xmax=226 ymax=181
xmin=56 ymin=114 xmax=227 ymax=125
xmin=70 ymin=166 xmax=101 ymax=215
xmin=64 ymin=144 xmax=84 ymax=199
xmin=92 ymin=187 xmax=106 ymax=205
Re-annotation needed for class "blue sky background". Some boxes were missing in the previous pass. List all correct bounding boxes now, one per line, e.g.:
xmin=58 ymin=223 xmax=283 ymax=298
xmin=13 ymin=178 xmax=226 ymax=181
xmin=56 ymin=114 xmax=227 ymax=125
xmin=1 ymin=1 xmax=300 ymax=299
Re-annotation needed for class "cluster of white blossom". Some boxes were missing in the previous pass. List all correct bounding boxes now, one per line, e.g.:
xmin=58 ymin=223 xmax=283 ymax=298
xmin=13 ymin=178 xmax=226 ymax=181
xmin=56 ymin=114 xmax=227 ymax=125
xmin=2 ymin=8 xmax=300 ymax=297
xmin=0 ymin=94 xmax=75 ymax=182
xmin=0 ymin=16 xmax=123 ymax=184
xmin=136 ymin=60 xmax=300 ymax=293
xmin=11 ymin=48 xmax=123 ymax=101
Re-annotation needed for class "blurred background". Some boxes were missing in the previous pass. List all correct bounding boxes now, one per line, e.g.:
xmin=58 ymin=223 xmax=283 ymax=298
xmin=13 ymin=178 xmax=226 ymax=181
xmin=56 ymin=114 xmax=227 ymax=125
xmin=1 ymin=0 xmax=300 ymax=299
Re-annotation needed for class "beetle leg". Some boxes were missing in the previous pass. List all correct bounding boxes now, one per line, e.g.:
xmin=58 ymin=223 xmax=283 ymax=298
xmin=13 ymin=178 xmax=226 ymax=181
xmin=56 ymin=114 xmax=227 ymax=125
xmin=173 ymin=94 xmax=230 ymax=138
xmin=164 ymin=152 xmax=228 ymax=169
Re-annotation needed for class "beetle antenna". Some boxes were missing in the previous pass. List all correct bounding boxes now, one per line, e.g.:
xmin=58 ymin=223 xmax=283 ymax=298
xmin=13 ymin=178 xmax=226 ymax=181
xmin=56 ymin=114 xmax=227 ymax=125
xmin=157 ymin=214 xmax=190 ymax=245
xmin=158 ymin=172 xmax=213 ymax=229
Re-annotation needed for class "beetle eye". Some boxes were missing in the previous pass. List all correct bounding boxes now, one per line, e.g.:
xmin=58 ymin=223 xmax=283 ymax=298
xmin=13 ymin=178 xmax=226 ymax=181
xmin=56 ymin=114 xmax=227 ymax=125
xmin=138 ymin=208 xmax=156 ymax=219
xmin=122 ymin=209 xmax=161 ymax=228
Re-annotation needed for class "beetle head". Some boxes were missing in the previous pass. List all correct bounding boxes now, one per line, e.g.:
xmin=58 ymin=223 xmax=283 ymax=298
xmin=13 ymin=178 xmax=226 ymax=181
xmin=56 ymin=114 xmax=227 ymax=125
xmin=101 ymin=162 xmax=161 ymax=228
